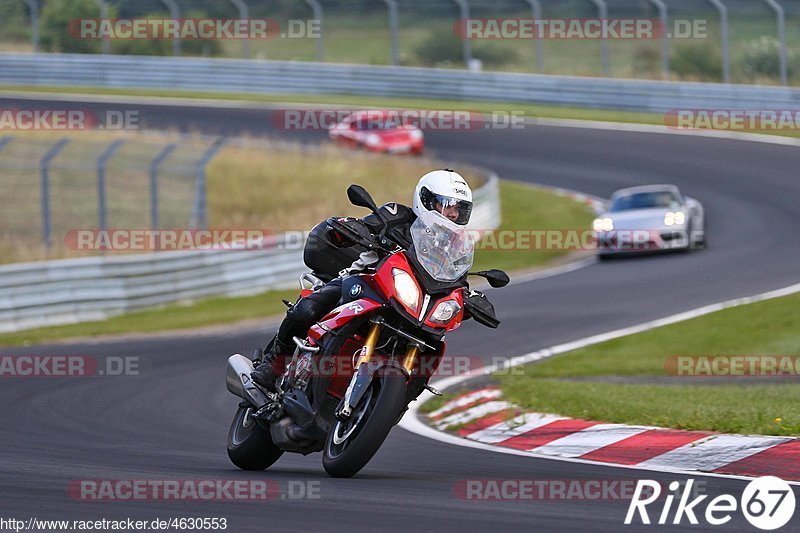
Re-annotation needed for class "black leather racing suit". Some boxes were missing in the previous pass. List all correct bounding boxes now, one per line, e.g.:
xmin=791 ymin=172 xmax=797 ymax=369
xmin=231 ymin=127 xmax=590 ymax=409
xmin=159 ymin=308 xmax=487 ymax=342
xmin=252 ymin=203 xmax=416 ymax=388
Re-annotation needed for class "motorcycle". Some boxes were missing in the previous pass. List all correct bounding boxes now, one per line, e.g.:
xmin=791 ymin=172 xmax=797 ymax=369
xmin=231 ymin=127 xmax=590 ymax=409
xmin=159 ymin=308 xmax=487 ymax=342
xmin=225 ymin=184 xmax=508 ymax=478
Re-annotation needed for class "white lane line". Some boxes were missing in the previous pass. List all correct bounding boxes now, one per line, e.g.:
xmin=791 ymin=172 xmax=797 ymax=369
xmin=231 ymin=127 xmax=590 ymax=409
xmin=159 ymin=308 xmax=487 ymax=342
xmin=432 ymin=401 xmax=513 ymax=430
xmin=428 ymin=388 xmax=502 ymax=420
xmin=638 ymin=435 xmax=793 ymax=471
xmin=428 ymin=281 xmax=800 ymax=393
xmin=529 ymin=423 xmax=650 ymax=458
xmin=464 ymin=413 xmax=566 ymax=444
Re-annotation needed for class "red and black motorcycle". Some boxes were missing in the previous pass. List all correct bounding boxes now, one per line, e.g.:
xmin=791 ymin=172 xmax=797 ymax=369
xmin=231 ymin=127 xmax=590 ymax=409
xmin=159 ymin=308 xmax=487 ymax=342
xmin=225 ymin=185 xmax=508 ymax=478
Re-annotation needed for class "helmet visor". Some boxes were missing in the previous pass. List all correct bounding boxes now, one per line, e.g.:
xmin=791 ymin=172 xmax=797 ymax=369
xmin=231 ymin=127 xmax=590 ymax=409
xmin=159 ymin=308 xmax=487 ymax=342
xmin=420 ymin=187 xmax=473 ymax=226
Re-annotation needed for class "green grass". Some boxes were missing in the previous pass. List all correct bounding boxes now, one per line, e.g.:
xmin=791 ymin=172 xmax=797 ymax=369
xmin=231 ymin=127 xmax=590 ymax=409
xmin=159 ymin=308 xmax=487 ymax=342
xmin=419 ymin=394 xmax=449 ymax=414
xmin=472 ymin=181 xmax=594 ymax=272
xmin=498 ymin=292 xmax=800 ymax=435
xmin=207 ymin=142 xmax=481 ymax=232
xmin=501 ymin=379 xmax=800 ymax=436
xmin=0 ymin=180 xmax=592 ymax=347
xmin=513 ymin=293 xmax=800 ymax=378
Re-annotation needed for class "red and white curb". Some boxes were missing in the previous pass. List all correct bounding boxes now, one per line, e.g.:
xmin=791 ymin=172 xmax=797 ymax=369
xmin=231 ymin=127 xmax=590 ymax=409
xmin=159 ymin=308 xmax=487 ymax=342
xmin=546 ymin=186 xmax=606 ymax=214
xmin=426 ymin=387 xmax=800 ymax=482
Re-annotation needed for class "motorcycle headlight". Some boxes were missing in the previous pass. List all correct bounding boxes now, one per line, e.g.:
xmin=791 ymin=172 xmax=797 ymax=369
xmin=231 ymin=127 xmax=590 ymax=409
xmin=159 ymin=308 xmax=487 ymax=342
xmin=365 ymin=133 xmax=381 ymax=147
xmin=429 ymin=299 xmax=461 ymax=325
xmin=592 ymin=217 xmax=614 ymax=232
xmin=392 ymin=268 xmax=419 ymax=312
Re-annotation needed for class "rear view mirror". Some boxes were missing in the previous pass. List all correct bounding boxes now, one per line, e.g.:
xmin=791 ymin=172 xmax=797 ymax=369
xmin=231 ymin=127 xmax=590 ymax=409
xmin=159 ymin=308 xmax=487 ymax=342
xmin=347 ymin=184 xmax=379 ymax=212
xmin=470 ymin=269 xmax=510 ymax=288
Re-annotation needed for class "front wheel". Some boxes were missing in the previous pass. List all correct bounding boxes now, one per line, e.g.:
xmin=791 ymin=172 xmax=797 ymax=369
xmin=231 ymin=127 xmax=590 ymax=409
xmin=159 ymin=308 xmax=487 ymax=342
xmin=322 ymin=367 xmax=407 ymax=478
xmin=227 ymin=406 xmax=283 ymax=470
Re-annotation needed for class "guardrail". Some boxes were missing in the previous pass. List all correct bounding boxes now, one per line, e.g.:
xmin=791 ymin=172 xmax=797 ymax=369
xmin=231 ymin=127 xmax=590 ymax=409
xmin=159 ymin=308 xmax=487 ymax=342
xmin=2 ymin=53 xmax=800 ymax=112
xmin=0 ymin=172 xmax=500 ymax=334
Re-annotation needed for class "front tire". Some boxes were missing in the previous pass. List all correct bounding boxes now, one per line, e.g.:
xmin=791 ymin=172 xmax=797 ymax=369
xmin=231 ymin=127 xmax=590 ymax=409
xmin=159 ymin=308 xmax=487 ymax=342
xmin=322 ymin=367 xmax=407 ymax=478
xmin=227 ymin=406 xmax=283 ymax=471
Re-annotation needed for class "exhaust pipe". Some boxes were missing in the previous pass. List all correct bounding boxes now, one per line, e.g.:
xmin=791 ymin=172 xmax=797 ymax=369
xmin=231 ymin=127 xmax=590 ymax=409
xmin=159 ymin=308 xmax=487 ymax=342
xmin=226 ymin=354 xmax=269 ymax=409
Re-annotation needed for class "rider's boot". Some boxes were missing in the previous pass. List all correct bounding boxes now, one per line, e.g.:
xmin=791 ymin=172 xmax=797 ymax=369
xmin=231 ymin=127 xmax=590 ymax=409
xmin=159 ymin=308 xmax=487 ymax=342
xmin=251 ymin=338 xmax=293 ymax=391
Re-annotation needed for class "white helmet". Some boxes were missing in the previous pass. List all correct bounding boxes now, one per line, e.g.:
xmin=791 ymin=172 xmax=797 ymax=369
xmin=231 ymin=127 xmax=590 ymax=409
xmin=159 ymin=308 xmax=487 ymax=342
xmin=412 ymin=169 xmax=473 ymax=229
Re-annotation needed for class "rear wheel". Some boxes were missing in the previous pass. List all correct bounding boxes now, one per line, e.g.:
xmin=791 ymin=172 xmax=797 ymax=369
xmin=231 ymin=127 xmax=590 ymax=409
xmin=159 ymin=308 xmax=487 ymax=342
xmin=322 ymin=367 xmax=407 ymax=478
xmin=227 ymin=406 xmax=283 ymax=470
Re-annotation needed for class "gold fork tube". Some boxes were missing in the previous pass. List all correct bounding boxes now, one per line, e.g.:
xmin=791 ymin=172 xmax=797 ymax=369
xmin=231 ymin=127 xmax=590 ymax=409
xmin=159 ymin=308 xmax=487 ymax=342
xmin=355 ymin=322 xmax=382 ymax=367
xmin=402 ymin=344 xmax=419 ymax=374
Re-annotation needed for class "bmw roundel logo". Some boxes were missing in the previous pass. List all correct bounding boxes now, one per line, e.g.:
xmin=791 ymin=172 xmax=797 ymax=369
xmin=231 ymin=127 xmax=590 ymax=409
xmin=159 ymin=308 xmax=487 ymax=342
xmin=350 ymin=284 xmax=362 ymax=297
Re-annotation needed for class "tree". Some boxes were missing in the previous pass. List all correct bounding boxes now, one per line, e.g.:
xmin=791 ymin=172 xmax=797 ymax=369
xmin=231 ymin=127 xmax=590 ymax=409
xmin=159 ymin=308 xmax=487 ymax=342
xmin=0 ymin=2 xmax=30 ymax=41
xmin=41 ymin=0 xmax=108 ymax=53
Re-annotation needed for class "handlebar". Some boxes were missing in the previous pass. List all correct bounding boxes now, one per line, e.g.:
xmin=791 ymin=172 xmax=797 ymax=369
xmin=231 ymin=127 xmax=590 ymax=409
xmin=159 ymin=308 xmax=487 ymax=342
xmin=328 ymin=217 xmax=400 ymax=255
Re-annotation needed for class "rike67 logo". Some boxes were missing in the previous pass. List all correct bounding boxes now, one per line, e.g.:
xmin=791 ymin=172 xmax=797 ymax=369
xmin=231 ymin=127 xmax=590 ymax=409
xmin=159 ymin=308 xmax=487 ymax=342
xmin=626 ymin=477 xmax=795 ymax=530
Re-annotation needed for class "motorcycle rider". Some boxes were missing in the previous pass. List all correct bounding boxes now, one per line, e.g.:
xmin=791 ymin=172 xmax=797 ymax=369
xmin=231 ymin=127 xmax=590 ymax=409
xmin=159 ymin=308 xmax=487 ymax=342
xmin=251 ymin=169 xmax=474 ymax=390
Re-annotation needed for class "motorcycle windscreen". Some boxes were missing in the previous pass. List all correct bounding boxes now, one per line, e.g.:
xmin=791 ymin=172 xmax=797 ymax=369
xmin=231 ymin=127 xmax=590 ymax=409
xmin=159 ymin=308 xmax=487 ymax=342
xmin=409 ymin=213 xmax=474 ymax=282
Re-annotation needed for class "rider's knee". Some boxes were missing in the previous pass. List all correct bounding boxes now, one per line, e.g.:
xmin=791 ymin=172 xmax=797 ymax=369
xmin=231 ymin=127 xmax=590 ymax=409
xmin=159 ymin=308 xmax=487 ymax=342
xmin=286 ymin=296 xmax=329 ymax=328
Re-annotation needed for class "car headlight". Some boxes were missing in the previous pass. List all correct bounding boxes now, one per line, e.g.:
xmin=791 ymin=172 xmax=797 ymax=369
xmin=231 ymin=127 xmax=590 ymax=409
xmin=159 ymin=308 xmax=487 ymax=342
xmin=664 ymin=211 xmax=685 ymax=226
xmin=392 ymin=268 xmax=419 ymax=312
xmin=409 ymin=129 xmax=424 ymax=140
xmin=593 ymin=217 xmax=614 ymax=232
xmin=429 ymin=299 xmax=461 ymax=325
xmin=365 ymin=133 xmax=381 ymax=147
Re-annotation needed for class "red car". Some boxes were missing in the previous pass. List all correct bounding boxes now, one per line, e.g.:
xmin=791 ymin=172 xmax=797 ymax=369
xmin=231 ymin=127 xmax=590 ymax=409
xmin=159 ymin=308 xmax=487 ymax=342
xmin=329 ymin=110 xmax=424 ymax=155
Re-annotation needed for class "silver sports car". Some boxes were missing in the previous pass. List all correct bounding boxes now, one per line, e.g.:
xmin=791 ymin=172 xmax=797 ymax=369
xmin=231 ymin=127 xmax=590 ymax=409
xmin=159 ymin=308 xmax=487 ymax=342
xmin=593 ymin=184 xmax=705 ymax=258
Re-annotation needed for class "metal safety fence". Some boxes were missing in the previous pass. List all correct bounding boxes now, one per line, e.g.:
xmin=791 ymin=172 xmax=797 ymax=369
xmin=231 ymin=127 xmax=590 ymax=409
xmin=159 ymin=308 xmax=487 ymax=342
xmin=2 ymin=0 xmax=798 ymax=84
xmin=0 ymin=133 xmax=224 ymax=255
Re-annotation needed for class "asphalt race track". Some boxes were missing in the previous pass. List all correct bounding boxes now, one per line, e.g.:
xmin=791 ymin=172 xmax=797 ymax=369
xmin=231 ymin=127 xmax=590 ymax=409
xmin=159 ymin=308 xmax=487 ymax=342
xmin=1 ymin=96 xmax=799 ymax=532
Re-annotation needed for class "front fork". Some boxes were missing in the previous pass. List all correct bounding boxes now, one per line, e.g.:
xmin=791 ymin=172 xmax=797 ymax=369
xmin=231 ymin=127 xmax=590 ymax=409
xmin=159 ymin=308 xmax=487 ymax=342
xmin=337 ymin=321 xmax=419 ymax=419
